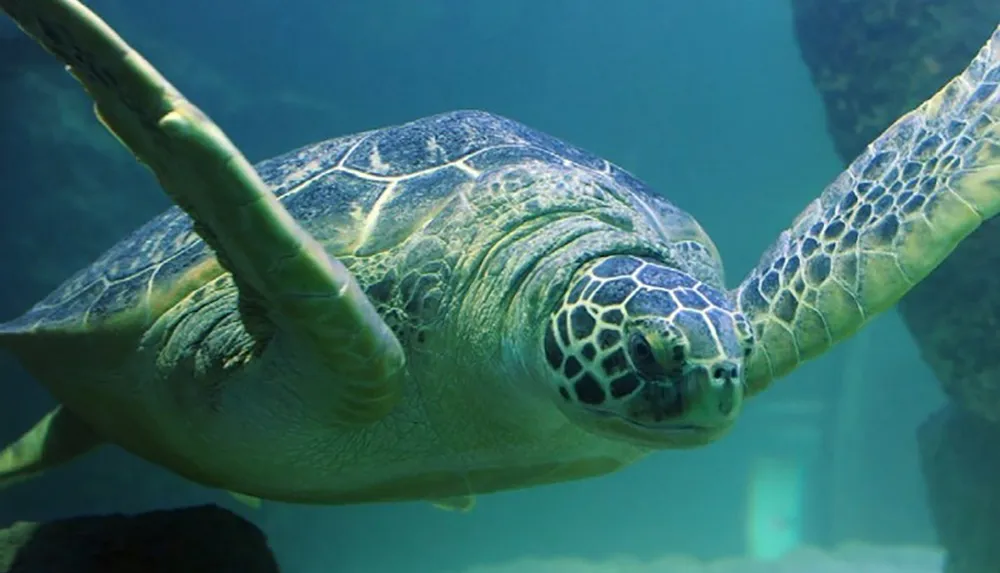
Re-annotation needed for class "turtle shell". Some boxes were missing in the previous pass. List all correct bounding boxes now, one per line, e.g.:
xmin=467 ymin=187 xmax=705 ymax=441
xmin=0 ymin=111 xmax=721 ymax=344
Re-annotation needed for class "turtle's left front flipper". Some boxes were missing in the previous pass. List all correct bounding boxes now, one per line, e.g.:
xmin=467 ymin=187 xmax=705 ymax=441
xmin=0 ymin=0 xmax=405 ymax=423
xmin=738 ymin=23 xmax=1000 ymax=395
xmin=0 ymin=406 xmax=102 ymax=489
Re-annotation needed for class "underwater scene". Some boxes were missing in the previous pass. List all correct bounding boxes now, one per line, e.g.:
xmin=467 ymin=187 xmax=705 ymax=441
xmin=1 ymin=0 xmax=999 ymax=572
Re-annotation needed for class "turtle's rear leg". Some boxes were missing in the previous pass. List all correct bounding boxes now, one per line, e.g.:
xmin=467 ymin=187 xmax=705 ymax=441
xmin=0 ymin=405 xmax=102 ymax=490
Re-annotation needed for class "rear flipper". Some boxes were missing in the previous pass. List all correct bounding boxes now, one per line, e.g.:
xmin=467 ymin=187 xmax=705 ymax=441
xmin=0 ymin=405 xmax=102 ymax=489
xmin=432 ymin=495 xmax=477 ymax=512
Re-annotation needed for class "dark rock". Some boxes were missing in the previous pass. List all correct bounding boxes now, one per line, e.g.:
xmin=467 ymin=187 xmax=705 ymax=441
xmin=790 ymin=0 xmax=999 ymax=163
xmin=0 ymin=504 xmax=280 ymax=573
xmin=791 ymin=2 xmax=1000 ymax=570
xmin=918 ymin=406 xmax=1000 ymax=573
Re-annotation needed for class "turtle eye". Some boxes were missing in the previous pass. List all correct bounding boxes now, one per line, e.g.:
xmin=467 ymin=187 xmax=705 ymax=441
xmin=628 ymin=331 xmax=665 ymax=378
xmin=741 ymin=333 xmax=755 ymax=359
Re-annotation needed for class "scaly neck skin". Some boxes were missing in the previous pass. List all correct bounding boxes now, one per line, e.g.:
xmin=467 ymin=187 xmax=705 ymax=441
xmin=440 ymin=161 xmax=676 ymax=406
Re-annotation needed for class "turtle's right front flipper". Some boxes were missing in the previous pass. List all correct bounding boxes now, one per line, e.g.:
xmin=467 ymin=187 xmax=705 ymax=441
xmin=738 ymin=23 xmax=1000 ymax=395
xmin=0 ymin=0 xmax=406 ymax=424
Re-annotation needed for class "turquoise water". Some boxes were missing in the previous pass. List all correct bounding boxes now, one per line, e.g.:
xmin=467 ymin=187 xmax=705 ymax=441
xmin=0 ymin=1 xmax=959 ymax=572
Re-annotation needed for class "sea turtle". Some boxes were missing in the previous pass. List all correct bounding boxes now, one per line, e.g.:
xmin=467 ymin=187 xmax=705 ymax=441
xmin=0 ymin=0 xmax=997 ymax=509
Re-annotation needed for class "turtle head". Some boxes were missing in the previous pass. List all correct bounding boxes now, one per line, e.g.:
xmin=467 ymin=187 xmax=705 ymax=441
xmin=542 ymin=255 xmax=753 ymax=448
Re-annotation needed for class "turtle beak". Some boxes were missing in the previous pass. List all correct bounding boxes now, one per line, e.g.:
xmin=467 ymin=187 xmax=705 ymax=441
xmin=576 ymin=367 xmax=742 ymax=449
xmin=684 ymin=360 xmax=743 ymax=423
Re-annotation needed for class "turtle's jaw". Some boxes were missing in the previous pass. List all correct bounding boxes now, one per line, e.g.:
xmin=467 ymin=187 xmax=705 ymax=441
xmin=582 ymin=411 xmax=734 ymax=449
xmin=573 ymin=364 xmax=744 ymax=448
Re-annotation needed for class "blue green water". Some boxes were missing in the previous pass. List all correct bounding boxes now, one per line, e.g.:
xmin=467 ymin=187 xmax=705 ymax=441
xmin=0 ymin=1 xmax=953 ymax=572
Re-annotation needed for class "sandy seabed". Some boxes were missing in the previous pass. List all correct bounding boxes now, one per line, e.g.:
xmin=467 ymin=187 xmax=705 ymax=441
xmin=460 ymin=544 xmax=945 ymax=573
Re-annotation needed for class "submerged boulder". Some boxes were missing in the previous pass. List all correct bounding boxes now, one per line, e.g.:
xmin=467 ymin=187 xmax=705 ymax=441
xmin=0 ymin=504 xmax=280 ymax=573
xmin=790 ymin=1 xmax=1000 ymax=571
xmin=918 ymin=406 xmax=1000 ymax=573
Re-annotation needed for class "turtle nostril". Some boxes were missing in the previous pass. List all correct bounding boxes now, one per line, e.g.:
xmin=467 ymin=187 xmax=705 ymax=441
xmin=711 ymin=361 xmax=738 ymax=383
xmin=718 ymin=377 xmax=738 ymax=416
